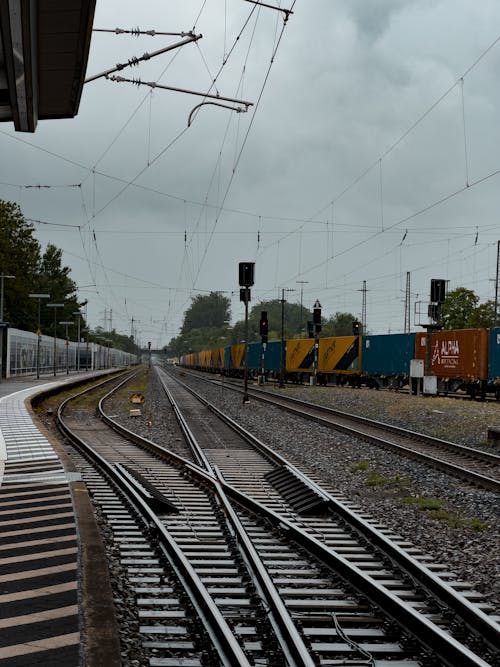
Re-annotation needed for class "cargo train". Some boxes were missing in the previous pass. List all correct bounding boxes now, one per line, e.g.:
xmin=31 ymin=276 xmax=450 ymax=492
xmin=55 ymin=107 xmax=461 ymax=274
xmin=179 ymin=328 xmax=500 ymax=399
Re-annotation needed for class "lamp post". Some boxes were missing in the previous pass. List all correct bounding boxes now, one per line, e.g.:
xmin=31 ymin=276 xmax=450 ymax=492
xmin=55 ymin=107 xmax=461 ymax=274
xmin=0 ymin=274 xmax=15 ymax=382
xmin=29 ymin=293 xmax=50 ymax=378
xmin=105 ymin=338 xmax=111 ymax=369
xmin=59 ymin=321 xmax=74 ymax=374
xmin=46 ymin=303 xmax=64 ymax=376
xmin=72 ymin=311 xmax=83 ymax=371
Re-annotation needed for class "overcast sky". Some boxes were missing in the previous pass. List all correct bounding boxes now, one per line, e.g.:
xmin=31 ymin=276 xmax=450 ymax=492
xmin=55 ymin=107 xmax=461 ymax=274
xmin=1 ymin=0 xmax=500 ymax=346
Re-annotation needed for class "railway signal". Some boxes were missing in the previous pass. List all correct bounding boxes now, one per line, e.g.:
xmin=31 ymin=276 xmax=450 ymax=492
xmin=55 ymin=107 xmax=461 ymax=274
xmin=259 ymin=311 xmax=268 ymax=343
xmin=313 ymin=300 xmax=322 ymax=334
xmin=430 ymin=278 xmax=446 ymax=304
xmin=352 ymin=320 xmax=361 ymax=335
xmin=259 ymin=311 xmax=268 ymax=384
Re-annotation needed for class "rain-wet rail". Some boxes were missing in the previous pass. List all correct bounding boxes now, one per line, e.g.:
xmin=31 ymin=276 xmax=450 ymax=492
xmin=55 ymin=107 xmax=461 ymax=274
xmin=56 ymin=368 xmax=499 ymax=666
xmin=156 ymin=367 xmax=499 ymax=664
xmin=184 ymin=370 xmax=500 ymax=493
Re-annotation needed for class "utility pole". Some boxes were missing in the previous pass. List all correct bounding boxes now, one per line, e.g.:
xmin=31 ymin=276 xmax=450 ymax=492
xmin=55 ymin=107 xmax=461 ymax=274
xmin=357 ymin=281 xmax=368 ymax=333
xmin=404 ymin=272 xmax=411 ymax=334
xmin=280 ymin=289 xmax=286 ymax=388
xmin=494 ymin=240 xmax=499 ymax=326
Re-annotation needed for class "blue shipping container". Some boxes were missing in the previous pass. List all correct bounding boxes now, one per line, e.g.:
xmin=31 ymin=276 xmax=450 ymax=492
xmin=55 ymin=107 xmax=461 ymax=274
xmin=488 ymin=328 xmax=500 ymax=380
xmin=362 ymin=333 xmax=416 ymax=376
xmin=247 ymin=340 xmax=282 ymax=373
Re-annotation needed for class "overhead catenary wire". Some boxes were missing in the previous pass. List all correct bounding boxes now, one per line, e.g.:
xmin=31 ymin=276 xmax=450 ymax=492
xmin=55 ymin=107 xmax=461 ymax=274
xmin=191 ymin=0 xmax=298 ymax=289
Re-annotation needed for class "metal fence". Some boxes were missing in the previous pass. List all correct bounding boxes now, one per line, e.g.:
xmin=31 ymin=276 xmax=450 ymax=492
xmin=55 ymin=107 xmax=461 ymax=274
xmin=6 ymin=328 xmax=137 ymax=377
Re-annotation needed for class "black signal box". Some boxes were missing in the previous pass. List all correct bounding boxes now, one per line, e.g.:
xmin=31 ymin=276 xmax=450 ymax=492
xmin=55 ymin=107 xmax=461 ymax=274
xmin=430 ymin=279 xmax=446 ymax=304
xmin=239 ymin=262 xmax=255 ymax=287
xmin=259 ymin=311 xmax=268 ymax=342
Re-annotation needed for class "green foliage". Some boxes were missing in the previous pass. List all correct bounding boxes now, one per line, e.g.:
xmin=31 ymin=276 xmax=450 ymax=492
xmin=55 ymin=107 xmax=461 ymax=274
xmin=468 ymin=518 xmax=489 ymax=532
xmin=181 ymin=292 xmax=230 ymax=333
xmin=0 ymin=200 xmax=40 ymax=330
xmin=352 ymin=459 xmax=369 ymax=471
xmin=0 ymin=199 xmax=89 ymax=338
xmin=38 ymin=244 xmax=83 ymax=338
xmin=366 ymin=471 xmax=389 ymax=486
xmin=468 ymin=299 xmax=497 ymax=328
xmin=440 ymin=287 xmax=497 ymax=329
xmin=440 ymin=287 xmax=479 ymax=329
xmin=168 ymin=293 xmax=359 ymax=355
xmin=402 ymin=496 xmax=444 ymax=511
xmin=322 ymin=312 xmax=358 ymax=337
xmin=248 ymin=299 xmax=307 ymax=341
xmin=90 ymin=326 xmax=139 ymax=354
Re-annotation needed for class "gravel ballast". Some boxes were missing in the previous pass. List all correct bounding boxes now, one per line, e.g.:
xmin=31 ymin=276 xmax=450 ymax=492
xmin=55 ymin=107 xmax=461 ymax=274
xmin=107 ymin=366 xmax=500 ymax=618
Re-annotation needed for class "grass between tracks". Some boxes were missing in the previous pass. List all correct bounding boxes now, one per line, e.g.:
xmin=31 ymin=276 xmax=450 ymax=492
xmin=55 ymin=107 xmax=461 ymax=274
xmin=352 ymin=458 xmax=490 ymax=532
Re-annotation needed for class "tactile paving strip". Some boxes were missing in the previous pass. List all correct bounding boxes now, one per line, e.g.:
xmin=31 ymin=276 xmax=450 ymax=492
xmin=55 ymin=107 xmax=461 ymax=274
xmin=0 ymin=387 xmax=81 ymax=665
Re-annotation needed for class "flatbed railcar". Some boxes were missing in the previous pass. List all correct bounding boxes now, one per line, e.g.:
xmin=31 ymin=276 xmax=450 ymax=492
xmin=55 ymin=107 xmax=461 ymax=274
xmin=179 ymin=327 xmax=500 ymax=398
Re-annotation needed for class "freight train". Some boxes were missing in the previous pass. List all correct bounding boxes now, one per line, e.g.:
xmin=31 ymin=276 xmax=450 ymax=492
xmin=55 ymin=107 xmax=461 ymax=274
xmin=179 ymin=327 xmax=500 ymax=399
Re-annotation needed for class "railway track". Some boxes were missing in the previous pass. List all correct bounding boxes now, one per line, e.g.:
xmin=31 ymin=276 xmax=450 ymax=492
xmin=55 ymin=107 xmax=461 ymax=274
xmin=184 ymin=371 xmax=500 ymax=494
xmin=56 ymin=368 xmax=499 ymax=665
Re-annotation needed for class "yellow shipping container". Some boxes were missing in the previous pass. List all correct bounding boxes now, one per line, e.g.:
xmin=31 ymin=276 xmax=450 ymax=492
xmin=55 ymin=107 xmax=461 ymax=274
xmin=319 ymin=336 xmax=360 ymax=375
xmin=286 ymin=339 xmax=315 ymax=372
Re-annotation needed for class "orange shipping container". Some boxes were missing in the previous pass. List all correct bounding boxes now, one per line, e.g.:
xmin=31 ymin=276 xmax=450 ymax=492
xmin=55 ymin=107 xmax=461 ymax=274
xmin=415 ymin=329 xmax=488 ymax=380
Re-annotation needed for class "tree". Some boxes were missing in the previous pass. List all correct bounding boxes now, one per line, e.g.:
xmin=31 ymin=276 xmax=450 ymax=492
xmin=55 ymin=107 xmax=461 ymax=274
xmin=237 ymin=299 xmax=305 ymax=343
xmin=468 ymin=300 xmax=497 ymax=328
xmin=181 ymin=292 xmax=230 ymax=333
xmin=322 ymin=312 xmax=358 ymax=337
xmin=37 ymin=244 xmax=84 ymax=339
xmin=0 ymin=200 xmax=40 ymax=330
xmin=440 ymin=287 xmax=479 ymax=329
xmin=91 ymin=326 xmax=139 ymax=354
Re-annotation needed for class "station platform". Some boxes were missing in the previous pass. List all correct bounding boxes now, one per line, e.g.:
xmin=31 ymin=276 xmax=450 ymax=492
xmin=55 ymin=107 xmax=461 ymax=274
xmin=0 ymin=371 xmax=114 ymax=666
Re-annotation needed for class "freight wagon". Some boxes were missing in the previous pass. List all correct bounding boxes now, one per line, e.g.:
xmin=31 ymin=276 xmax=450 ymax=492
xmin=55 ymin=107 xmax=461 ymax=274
xmin=179 ymin=327 xmax=500 ymax=398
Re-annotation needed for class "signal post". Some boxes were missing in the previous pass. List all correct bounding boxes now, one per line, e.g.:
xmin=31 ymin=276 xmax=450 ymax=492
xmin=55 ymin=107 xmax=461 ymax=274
xmin=259 ymin=310 xmax=268 ymax=384
xmin=239 ymin=262 xmax=255 ymax=404
xmin=311 ymin=300 xmax=321 ymax=385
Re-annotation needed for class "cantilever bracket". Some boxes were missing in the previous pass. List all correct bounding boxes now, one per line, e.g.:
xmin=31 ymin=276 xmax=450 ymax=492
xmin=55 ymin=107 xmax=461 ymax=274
xmin=85 ymin=33 xmax=202 ymax=84
xmin=243 ymin=0 xmax=293 ymax=20
xmin=187 ymin=102 xmax=247 ymax=127
xmin=105 ymin=75 xmax=254 ymax=110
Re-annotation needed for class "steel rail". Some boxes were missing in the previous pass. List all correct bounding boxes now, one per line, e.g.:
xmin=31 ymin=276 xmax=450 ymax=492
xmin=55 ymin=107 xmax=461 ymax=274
xmin=166 ymin=369 xmax=500 ymax=656
xmin=192 ymin=372 xmax=500 ymax=493
xmin=68 ymin=365 xmax=498 ymax=666
xmin=57 ymin=378 xmax=251 ymax=667
xmin=159 ymin=378 xmax=317 ymax=667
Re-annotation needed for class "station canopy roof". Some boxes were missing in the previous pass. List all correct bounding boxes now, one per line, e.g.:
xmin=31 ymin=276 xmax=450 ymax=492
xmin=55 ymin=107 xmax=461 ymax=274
xmin=0 ymin=1 xmax=95 ymax=132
